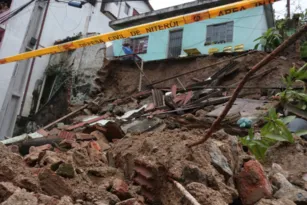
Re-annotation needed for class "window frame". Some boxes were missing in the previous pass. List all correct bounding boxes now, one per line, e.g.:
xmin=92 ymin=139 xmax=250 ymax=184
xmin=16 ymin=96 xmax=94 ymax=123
xmin=124 ymin=2 xmax=130 ymax=15
xmin=167 ymin=28 xmax=184 ymax=58
xmin=130 ymin=36 xmax=149 ymax=54
xmin=205 ymin=21 xmax=234 ymax=46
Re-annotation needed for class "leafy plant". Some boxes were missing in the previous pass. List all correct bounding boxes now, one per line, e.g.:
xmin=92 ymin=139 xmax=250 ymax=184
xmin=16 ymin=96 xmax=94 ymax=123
xmin=278 ymin=64 xmax=307 ymax=109
xmin=239 ymin=108 xmax=295 ymax=161
xmin=254 ymin=28 xmax=283 ymax=52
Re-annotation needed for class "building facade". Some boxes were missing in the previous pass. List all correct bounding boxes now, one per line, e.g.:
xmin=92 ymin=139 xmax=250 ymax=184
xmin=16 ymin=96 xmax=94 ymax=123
xmin=111 ymin=0 xmax=275 ymax=61
xmin=0 ymin=0 xmax=152 ymax=138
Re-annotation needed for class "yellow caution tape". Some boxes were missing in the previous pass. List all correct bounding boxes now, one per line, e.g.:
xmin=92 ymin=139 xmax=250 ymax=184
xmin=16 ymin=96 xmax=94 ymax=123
xmin=0 ymin=0 xmax=279 ymax=65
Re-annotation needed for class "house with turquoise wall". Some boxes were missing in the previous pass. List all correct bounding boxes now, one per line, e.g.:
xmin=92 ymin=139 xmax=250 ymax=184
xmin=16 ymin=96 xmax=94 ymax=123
xmin=109 ymin=0 xmax=275 ymax=62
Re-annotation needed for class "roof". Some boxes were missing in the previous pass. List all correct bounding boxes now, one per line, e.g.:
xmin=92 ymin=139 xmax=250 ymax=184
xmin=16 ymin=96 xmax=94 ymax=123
xmin=144 ymin=0 xmax=154 ymax=11
xmin=110 ymin=0 xmax=242 ymax=30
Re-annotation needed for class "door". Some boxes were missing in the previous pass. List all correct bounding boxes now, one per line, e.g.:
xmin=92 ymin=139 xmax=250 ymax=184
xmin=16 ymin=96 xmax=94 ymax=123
xmin=168 ymin=29 xmax=183 ymax=58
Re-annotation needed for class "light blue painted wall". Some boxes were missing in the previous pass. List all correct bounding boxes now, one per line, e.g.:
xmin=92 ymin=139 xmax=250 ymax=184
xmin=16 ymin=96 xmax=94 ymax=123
xmin=113 ymin=6 xmax=269 ymax=61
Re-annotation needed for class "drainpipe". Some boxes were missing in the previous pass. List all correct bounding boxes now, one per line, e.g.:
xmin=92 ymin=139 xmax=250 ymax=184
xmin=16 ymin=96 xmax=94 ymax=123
xmin=19 ymin=0 xmax=50 ymax=116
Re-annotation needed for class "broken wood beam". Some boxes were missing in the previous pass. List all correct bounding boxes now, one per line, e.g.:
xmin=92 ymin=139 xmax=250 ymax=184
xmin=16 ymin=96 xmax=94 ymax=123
xmin=43 ymin=104 xmax=88 ymax=130
xmin=134 ymin=58 xmax=152 ymax=85
xmin=188 ymin=23 xmax=307 ymax=148
xmin=192 ymin=96 xmax=230 ymax=107
xmin=170 ymin=179 xmax=201 ymax=205
xmin=177 ymin=78 xmax=186 ymax=91
xmin=147 ymin=51 xmax=256 ymax=86
xmin=65 ymin=114 xmax=109 ymax=131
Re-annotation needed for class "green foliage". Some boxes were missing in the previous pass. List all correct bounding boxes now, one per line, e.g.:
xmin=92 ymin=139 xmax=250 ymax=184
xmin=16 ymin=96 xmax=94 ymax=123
xmin=254 ymin=28 xmax=283 ymax=52
xmin=278 ymin=64 xmax=307 ymax=109
xmin=239 ymin=108 xmax=295 ymax=161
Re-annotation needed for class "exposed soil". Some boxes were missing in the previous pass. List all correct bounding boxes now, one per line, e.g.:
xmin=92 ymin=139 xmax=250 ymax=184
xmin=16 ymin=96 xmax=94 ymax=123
xmin=100 ymin=51 xmax=305 ymax=100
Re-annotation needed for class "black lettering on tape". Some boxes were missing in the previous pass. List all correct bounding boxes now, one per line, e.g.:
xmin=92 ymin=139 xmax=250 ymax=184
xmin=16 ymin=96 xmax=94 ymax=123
xmin=219 ymin=6 xmax=245 ymax=16
xmin=130 ymin=30 xmax=141 ymax=36
xmin=164 ymin=23 xmax=170 ymax=29
xmin=108 ymin=34 xmax=125 ymax=41
xmin=170 ymin=21 xmax=179 ymax=28
xmin=193 ymin=15 xmax=201 ymax=22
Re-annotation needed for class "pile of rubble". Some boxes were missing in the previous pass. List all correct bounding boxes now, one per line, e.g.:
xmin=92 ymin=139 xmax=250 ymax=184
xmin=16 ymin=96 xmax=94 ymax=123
xmin=1 ymin=50 xmax=307 ymax=204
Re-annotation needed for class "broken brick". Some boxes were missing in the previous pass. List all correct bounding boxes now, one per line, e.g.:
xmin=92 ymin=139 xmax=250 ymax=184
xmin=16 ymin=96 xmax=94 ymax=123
xmin=58 ymin=130 xmax=75 ymax=140
xmin=111 ymin=179 xmax=130 ymax=200
xmin=90 ymin=141 xmax=101 ymax=152
xmin=49 ymin=128 xmax=60 ymax=136
xmin=37 ymin=129 xmax=49 ymax=137
xmin=24 ymin=152 xmax=40 ymax=166
xmin=76 ymin=133 xmax=95 ymax=140
xmin=29 ymin=144 xmax=52 ymax=154
xmin=39 ymin=151 xmax=62 ymax=167
xmin=236 ymin=160 xmax=272 ymax=205
xmin=91 ymin=130 xmax=109 ymax=143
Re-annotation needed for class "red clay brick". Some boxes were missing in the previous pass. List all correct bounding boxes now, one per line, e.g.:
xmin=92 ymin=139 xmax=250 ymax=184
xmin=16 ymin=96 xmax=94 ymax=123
xmin=236 ymin=160 xmax=272 ymax=205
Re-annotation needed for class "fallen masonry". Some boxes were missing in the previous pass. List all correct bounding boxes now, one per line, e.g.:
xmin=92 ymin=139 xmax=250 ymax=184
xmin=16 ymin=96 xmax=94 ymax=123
xmin=1 ymin=50 xmax=307 ymax=205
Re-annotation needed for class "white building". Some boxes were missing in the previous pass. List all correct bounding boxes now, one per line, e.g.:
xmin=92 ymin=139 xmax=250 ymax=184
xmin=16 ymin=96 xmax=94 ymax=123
xmin=0 ymin=0 xmax=153 ymax=138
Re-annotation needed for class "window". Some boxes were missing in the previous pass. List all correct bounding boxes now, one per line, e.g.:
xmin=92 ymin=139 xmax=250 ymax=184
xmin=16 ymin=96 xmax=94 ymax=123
xmin=124 ymin=3 xmax=130 ymax=15
xmin=131 ymin=36 xmax=149 ymax=54
xmin=0 ymin=28 xmax=5 ymax=46
xmin=132 ymin=9 xmax=139 ymax=16
xmin=0 ymin=0 xmax=12 ymax=14
xmin=168 ymin=29 xmax=183 ymax=58
xmin=205 ymin=21 xmax=234 ymax=46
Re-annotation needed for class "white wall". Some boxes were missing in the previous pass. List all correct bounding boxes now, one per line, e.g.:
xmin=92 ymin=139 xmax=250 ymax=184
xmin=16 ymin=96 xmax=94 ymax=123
xmin=0 ymin=0 xmax=35 ymax=111
xmin=21 ymin=1 xmax=93 ymax=116
xmin=20 ymin=0 xmax=152 ymax=116
xmin=105 ymin=1 xmax=151 ymax=19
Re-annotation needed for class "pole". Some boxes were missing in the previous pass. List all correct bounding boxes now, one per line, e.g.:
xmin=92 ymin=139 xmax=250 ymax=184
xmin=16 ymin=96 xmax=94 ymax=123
xmin=287 ymin=0 xmax=290 ymax=18
xmin=43 ymin=104 xmax=88 ymax=130
xmin=19 ymin=0 xmax=51 ymax=115
xmin=188 ymin=23 xmax=307 ymax=148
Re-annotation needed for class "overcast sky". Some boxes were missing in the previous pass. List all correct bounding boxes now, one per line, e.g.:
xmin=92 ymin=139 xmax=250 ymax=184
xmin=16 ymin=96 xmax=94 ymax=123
xmin=149 ymin=0 xmax=307 ymax=19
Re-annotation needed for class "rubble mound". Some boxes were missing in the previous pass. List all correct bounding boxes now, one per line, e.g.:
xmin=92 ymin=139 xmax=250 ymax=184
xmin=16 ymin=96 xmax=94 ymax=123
xmin=110 ymin=129 xmax=243 ymax=204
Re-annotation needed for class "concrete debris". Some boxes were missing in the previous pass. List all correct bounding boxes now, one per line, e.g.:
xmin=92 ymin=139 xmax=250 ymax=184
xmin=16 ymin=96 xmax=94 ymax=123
xmin=271 ymin=173 xmax=307 ymax=203
xmin=209 ymin=141 xmax=233 ymax=178
xmin=255 ymin=198 xmax=296 ymax=205
xmin=1 ymin=189 xmax=38 ymax=205
xmin=0 ymin=182 xmax=18 ymax=203
xmin=186 ymin=182 xmax=227 ymax=205
xmin=38 ymin=169 xmax=72 ymax=197
xmin=124 ymin=118 xmax=162 ymax=134
xmin=115 ymin=198 xmax=144 ymax=205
